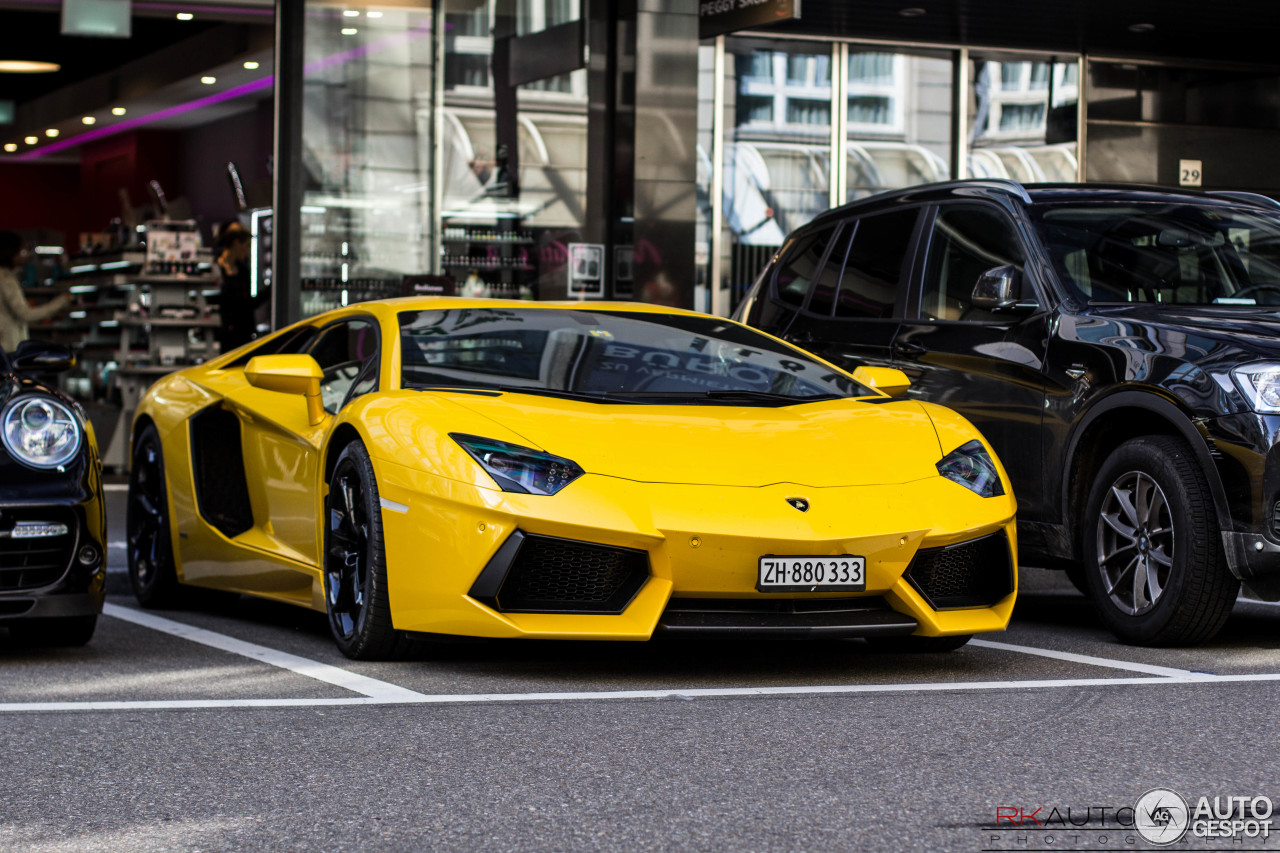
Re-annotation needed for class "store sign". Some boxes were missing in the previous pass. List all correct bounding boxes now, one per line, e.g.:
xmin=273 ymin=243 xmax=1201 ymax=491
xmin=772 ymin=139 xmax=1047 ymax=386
xmin=699 ymin=0 xmax=800 ymax=39
xmin=568 ymin=243 xmax=605 ymax=299
xmin=62 ymin=0 xmax=131 ymax=37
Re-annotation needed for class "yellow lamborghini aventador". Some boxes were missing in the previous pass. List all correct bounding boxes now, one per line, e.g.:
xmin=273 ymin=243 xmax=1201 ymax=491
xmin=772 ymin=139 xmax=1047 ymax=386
xmin=127 ymin=299 xmax=1017 ymax=659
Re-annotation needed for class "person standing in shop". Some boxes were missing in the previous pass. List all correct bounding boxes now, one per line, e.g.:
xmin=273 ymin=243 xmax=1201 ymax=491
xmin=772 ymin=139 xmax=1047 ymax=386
xmin=213 ymin=220 xmax=265 ymax=352
xmin=0 ymin=231 xmax=72 ymax=353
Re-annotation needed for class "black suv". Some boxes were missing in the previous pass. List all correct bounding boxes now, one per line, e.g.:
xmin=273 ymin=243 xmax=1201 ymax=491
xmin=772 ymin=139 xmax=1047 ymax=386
xmin=736 ymin=179 xmax=1280 ymax=646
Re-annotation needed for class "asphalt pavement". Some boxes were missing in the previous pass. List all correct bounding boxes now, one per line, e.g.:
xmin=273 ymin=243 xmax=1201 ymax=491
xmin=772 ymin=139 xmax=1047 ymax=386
xmin=3 ymin=485 xmax=1280 ymax=852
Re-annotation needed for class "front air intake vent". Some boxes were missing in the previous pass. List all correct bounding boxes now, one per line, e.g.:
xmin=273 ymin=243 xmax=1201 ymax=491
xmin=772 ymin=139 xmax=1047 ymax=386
xmin=0 ymin=507 xmax=78 ymax=592
xmin=469 ymin=532 xmax=649 ymax=614
xmin=905 ymin=531 xmax=1014 ymax=610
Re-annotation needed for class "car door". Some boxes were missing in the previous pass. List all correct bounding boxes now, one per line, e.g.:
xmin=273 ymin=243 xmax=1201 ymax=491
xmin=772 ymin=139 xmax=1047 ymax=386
xmin=223 ymin=316 xmax=380 ymax=569
xmin=892 ymin=202 xmax=1053 ymax=522
xmin=782 ymin=206 xmax=924 ymax=371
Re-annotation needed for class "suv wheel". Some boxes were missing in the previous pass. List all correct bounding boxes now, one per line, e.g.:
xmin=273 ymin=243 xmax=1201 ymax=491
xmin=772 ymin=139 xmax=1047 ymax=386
xmin=1082 ymin=436 xmax=1238 ymax=646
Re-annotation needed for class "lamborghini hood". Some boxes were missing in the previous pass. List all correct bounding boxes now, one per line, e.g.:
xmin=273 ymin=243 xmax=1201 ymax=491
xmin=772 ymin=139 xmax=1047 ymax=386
xmin=445 ymin=393 xmax=946 ymax=488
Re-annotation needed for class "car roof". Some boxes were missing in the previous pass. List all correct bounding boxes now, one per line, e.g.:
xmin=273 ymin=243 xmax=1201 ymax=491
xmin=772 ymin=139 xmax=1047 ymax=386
xmin=808 ymin=179 xmax=1280 ymax=229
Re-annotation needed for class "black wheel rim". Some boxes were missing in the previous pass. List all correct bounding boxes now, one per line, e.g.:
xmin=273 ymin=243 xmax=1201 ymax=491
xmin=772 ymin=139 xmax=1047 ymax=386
xmin=128 ymin=438 xmax=168 ymax=589
xmin=1096 ymin=470 xmax=1175 ymax=616
xmin=326 ymin=464 xmax=369 ymax=641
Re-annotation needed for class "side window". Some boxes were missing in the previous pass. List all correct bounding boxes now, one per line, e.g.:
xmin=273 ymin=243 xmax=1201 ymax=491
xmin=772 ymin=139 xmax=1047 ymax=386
xmin=922 ymin=205 xmax=1030 ymax=322
xmin=834 ymin=208 xmax=919 ymax=318
xmin=224 ymin=325 xmax=319 ymax=369
xmin=307 ymin=318 xmax=380 ymax=414
xmin=772 ymin=225 xmax=838 ymax=308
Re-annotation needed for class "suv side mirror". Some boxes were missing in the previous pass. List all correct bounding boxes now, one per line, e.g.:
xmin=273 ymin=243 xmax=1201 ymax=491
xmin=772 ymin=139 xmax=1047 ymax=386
xmin=971 ymin=265 xmax=1021 ymax=311
xmin=11 ymin=340 xmax=75 ymax=373
xmin=245 ymin=354 xmax=326 ymax=426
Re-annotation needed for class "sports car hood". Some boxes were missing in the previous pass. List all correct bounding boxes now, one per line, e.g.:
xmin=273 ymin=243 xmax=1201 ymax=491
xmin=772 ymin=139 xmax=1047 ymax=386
xmin=445 ymin=393 xmax=946 ymax=488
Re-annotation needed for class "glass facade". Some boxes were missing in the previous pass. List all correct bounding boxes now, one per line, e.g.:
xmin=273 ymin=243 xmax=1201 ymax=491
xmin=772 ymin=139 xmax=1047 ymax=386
xmin=967 ymin=55 xmax=1079 ymax=183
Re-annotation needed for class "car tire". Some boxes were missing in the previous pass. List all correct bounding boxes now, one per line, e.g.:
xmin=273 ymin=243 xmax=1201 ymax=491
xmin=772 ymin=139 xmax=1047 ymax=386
xmin=325 ymin=441 xmax=427 ymax=660
xmin=1082 ymin=435 xmax=1238 ymax=646
xmin=128 ymin=424 xmax=183 ymax=608
xmin=11 ymin=615 xmax=98 ymax=647
xmin=866 ymin=634 xmax=972 ymax=652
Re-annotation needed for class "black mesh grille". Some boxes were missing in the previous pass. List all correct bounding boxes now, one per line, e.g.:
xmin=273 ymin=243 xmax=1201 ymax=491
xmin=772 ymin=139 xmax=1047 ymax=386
xmin=0 ymin=507 xmax=77 ymax=592
xmin=496 ymin=535 xmax=649 ymax=613
xmin=905 ymin=532 xmax=1014 ymax=609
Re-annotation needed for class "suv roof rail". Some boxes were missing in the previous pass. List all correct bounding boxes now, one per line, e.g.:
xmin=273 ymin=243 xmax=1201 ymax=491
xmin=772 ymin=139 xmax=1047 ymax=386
xmin=906 ymin=178 xmax=1032 ymax=204
xmin=1207 ymin=190 xmax=1280 ymax=209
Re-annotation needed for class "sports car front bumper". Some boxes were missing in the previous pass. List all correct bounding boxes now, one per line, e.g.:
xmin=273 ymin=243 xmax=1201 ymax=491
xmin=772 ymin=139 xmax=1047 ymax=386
xmin=373 ymin=460 xmax=1018 ymax=641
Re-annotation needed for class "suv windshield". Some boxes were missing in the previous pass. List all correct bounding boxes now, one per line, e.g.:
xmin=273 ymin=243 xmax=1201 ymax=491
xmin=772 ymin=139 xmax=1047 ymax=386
xmin=1030 ymin=201 xmax=1280 ymax=305
xmin=398 ymin=308 xmax=869 ymax=402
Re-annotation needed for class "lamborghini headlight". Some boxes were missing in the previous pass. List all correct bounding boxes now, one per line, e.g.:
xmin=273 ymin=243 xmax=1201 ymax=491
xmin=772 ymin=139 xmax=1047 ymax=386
xmin=451 ymin=434 xmax=584 ymax=496
xmin=1232 ymin=363 xmax=1280 ymax=414
xmin=937 ymin=439 xmax=1004 ymax=498
xmin=1 ymin=395 xmax=82 ymax=469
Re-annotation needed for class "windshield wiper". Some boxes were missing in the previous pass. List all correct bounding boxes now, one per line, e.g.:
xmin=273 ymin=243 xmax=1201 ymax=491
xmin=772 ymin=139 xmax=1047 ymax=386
xmin=603 ymin=389 xmax=842 ymax=404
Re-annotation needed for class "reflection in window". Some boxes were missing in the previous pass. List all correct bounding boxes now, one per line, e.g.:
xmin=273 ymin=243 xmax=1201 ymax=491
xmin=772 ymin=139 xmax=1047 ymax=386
xmin=969 ymin=57 xmax=1079 ymax=184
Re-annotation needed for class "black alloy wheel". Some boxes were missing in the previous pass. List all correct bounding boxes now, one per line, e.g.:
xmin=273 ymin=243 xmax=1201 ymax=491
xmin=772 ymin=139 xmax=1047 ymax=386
xmin=1083 ymin=436 xmax=1238 ymax=646
xmin=127 ymin=424 xmax=182 ymax=607
xmin=324 ymin=441 xmax=425 ymax=660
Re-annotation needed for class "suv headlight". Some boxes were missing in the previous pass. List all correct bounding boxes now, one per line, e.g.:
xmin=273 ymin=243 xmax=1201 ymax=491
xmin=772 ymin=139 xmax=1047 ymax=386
xmin=1 ymin=395 xmax=82 ymax=469
xmin=937 ymin=439 xmax=1004 ymax=498
xmin=451 ymin=434 xmax=584 ymax=496
xmin=1232 ymin=363 xmax=1280 ymax=414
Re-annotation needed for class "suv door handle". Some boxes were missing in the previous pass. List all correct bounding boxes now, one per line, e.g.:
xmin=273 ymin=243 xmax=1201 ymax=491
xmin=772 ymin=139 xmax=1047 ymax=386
xmin=893 ymin=340 xmax=928 ymax=358
xmin=785 ymin=330 xmax=816 ymax=345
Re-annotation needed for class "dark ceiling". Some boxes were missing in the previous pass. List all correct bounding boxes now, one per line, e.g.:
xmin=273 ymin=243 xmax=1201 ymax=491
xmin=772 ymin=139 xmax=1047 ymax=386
xmin=769 ymin=0 xmax=1280 ymax=66
xmin=0 ymin=12 xmax=221 ymax=106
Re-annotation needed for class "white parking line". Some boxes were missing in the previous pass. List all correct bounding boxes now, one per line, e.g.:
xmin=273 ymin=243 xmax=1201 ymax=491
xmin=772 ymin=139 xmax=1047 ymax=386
xmin=0 ymin=606 xmax=1268 ymax=714
xmin=3 ymin=673 xmax=1280 ymax=713
xmin=969 ymin=638 xmax=1203 ymax=678
xmin=102 ymin=604 xmax=428 ymax=702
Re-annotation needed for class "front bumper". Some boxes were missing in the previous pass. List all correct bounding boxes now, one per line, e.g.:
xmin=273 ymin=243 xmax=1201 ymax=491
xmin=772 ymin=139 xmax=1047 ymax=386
xmin=0 ymin=501 xmax=107 ymax=623
xmin=373 ymin=460 xmax=1018 ymax=640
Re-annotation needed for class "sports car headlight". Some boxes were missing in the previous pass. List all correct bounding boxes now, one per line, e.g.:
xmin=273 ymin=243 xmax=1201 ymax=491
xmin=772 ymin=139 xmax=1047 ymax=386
xmin=1232 ymin=363 xmax=1280 ymax=414
xmin=936 ymin=439 xmax=1004 ymax=498
xmin=1 ymin=395 xmax=82 ymax=469
xmin=451 ymin=434 xmax=584 ymax=496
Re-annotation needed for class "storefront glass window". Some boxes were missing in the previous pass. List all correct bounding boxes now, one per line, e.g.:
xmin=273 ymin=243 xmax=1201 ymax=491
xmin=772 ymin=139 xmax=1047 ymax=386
xmin=441 ymin=1 xmax=587 ymax=302
xmin=845 ymin=49 xmax=953 ymax=201
xmin=968 ymin=55 xmax=1079 ymax=184
xmin=299 ymin=4 xmax=437 ymax=317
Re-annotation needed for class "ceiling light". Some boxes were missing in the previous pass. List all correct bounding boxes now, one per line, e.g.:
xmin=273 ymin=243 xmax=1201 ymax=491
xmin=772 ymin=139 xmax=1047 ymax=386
xmin=343 ymin=9 xmax=359 ymax=16
xmin=366 ymin=10 xmax=383 ymax=17
xmin=1129 ymin=22 xmax=1155 ymax=32
xmin=3 ymin=144 xmax=15 ymax=152
xmin=201 ymin=76 xmax=217 ymax=84
xmin=341 ymin=27 xmax=358 ymax=35
xmin=112 ymin=107 xmax=126 ymax=115
xmin=243 ymin=61 xmax=260 ymax=70
xmin=45 ymin=128 xmax=59 ymax=137
xmin=82 ymin=116 xmax=96 ymax=125
xmin=176 ymin=12 xmax=193 ymax=20
xmin=24 ymin=136 xmax=37 ymax=145
xmin=0 ymin=60 xmax=60 ymax=74
xmin=899 ymin=7 xmax=926 ymax=16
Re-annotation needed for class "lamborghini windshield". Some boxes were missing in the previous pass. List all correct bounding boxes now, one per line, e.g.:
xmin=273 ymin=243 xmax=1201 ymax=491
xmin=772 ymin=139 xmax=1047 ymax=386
xmin=398 ymin=308 xmax=869 ymax=403
xmin=1031 ymin=201 xmax=1280 ymax=305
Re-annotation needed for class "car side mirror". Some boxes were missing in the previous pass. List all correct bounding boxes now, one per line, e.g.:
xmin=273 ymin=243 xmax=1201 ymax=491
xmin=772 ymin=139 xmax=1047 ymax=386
xmin=11 ymin=340 xmax=75 ymax=373
xmin=971 ymin=265 xmax=1021 ymax=311
xmin=245 ymin=354 xmax=326 ymax=426
xmin=852 ymin=366 xmax=911 ymax=398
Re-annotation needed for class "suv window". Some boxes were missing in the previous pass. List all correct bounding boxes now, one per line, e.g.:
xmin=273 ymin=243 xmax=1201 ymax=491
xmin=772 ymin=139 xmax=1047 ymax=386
xmin=773 ymin=225 xmax=838 ymax=308
xmin=307 ymin=318 xmax=380 ymax=413
xmin=834 ymin=208 xmax=919 ymax=319
xmin=922 ymin=204 xmax=1029 ymax=322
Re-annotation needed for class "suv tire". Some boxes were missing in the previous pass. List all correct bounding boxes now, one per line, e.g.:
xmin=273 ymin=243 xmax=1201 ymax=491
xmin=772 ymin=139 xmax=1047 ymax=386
xmin=1082 ymin=435 xmax=1237 ymax=646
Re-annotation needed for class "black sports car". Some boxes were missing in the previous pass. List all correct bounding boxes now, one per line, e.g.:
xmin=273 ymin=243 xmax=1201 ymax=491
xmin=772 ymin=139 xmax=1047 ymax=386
xmin=0 ymin=341 xmax=105 ymax=645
